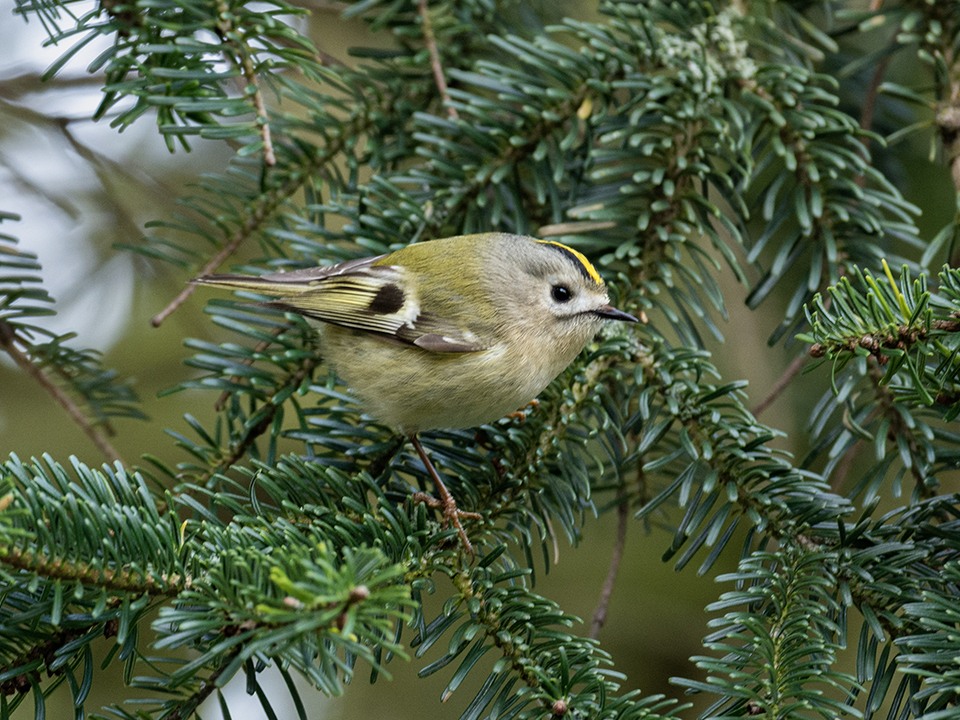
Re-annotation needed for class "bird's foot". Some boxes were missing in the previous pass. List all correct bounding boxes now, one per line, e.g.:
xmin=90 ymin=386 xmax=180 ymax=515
xmin=412 ymin=491 xmax=481 ymax=554
xmin=504 ymin=398 xmax=540 ymax=423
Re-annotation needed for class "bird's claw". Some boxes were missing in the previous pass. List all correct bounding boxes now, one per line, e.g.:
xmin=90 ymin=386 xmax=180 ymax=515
xmin=411 ymin=491 xmax=480 ymax=554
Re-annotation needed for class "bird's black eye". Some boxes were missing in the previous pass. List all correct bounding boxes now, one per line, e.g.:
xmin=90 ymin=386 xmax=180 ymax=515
xmin=551 ymin=285 xmax=572 ymax=303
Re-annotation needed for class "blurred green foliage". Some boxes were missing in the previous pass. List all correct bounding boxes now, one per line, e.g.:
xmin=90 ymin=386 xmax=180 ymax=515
xmin=2 ymin=0 xmax=960 ymax=719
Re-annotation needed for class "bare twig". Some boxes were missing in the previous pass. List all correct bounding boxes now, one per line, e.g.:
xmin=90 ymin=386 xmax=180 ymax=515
xmin=0 ymin=97 xmax=179 ymax=234
xmin=590 ymin=485 xmax=629 ymax=639
xmin=0 ymin=319 xmax=123 ymax=464
xmin=150 ymin=232 xmax=249 ymax=326
xmin=831 ymin=440 xmax=860 ymax=493
xmin=856 ymin=15 xmax=893 ymax=188
xmin=240 ymin=54 xmax=276 ymax=166
xmin=0 ymin=68 xmax=106 ymax=101
xmin=860 ymin=55 xmax=891 ymax=139
xmin=151 ymin=180 xmax=289 ymax=326
xmin=418 ymin=0 xmax=459 ymax=120
xmin=752 ymin=354 xmax=806 ymax=417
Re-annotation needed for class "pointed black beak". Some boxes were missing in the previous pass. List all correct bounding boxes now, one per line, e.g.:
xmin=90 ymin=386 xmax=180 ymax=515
xmin=594 ymin=305 xmax=638 ymax=323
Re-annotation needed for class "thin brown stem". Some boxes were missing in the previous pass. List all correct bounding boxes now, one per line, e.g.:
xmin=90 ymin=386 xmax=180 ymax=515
xmin=590 ymin=485 xmax=628 ymax=639
xmin=418 ymin=0 xmax=459 ymax=120
xmin=216 ymin=0 xmax=275 ymax=166
xmin=0 ymin=544 xmax=182 ymax=596
xmin=856 ymin=25 xmax=892 ymax=188
xmin=860 ymin=56 xmax=891 ymax=138
xmin=831 ymin=440 xmax=860 ymax=493
xmin=0 ymin=319 xmax=122 ymax=464
xmin=238 ymin=51 xmax=276 ymax=166
xmin=152 ymin=110 xmax=375 ymax=327
xmin=410 ymin=434 xmax=479 ymax=554
xmin=752 ymin=354 xmax=806 ymax=417
xmin=150 ymin=232 xmax=249 ymax=326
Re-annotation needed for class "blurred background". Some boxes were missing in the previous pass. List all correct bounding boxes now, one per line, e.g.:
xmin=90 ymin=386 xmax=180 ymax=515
xmin=0 ymin=1 xmax=952 ymax=718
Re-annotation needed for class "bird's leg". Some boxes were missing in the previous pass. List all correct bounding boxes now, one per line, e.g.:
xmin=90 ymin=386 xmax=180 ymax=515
xmin=409 ymin=434 xmax=481 ymax=554
xmin=504 ymin=398 xmax=540 ymax=423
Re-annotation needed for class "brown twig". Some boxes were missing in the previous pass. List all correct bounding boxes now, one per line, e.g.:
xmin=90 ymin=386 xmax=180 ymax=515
xmin=216 ymin=0 xmax=276 ymax=166
xmin=152 ymin=109 xmax=375 ymax=328
xmin=240 ymin=54 xmax=276 ymax=166
xmin=0 ymin=543 xmax=183 ymax=596
xmin=151 ymin=207 xmax=269 ymax=327
xmin=860 ymin=55 xmax=891 ymax=139
xmin=856 ymin=8 xmax=892 ymax=188
xmin=417 ymin=0 xmax=459 ymax=120
xmin=831 ymin=440 xmax=860 ymax=493
xmin=752 ymin=354 xmax=806 ymax=417
xmin=0 ymin=319 xmax=122 ymax=464
xmin=589 ymin=484 xmax=628 ymax=639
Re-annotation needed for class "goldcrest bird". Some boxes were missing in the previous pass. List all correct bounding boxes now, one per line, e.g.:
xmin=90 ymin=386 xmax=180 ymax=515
xmin=192 ymin=232 xmax=637 ymax=551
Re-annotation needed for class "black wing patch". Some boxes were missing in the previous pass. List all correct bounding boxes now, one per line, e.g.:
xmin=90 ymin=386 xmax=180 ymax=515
xmin=267 ymin=267 xmax=487 ymax=353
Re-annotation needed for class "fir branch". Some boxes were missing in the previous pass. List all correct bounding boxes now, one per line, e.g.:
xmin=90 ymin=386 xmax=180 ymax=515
xmin=417 ymin=0 xmax=458 ymax=120
xmin=676 ymin=547 xmax=859 ymax=720
xmin=0 ymin=623 xmax=97 ymax=699
xmin=589 ymin=483 xmax=628 ymax=639
xmin=0 ymin=319 xmax=122 ymax=464
xmin=164 ymin=647 xmax=243 ymax=720
xmin=0 ymin=546 xmax=183 ymax=597
xmin=866 ymin=361 xmax=934 ymax=499
xmin=214 ymin=0 xmax=276 ymax=166
xmin=150 ymin=112 xmax=374 ymax=326
xmin=448 ymin=568 xmax=548 ymax=696
xmin=205 ymin=356 xmax=319 ymax=481
xmin=214 ymin=325 xmax=289 ymax=411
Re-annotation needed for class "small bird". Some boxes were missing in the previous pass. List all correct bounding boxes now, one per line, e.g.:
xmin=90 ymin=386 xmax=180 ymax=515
xmin=192 ymin=232 xmax=637 ymax=551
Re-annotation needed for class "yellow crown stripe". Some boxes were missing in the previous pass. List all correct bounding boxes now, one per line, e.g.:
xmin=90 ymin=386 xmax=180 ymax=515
xmin=536 ymin=240 xmax=602 ymax=285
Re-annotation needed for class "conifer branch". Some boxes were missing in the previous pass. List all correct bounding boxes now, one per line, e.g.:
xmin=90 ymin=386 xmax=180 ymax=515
xmin=867 ymin=361 xmax=933 ymax=499
xmin=204 ymin=357 xmax=319 ymax=481
xmin=0 ymin=544 xmax=184 ymax=597
xmin=417 ymin=0 xmax=458 ymax=120
xmin=150 ymin=115 xmax=373 ymax=327
xmin=0 ymin=624 xmax=93 ymax=698
xmin=215 ymin=0 xmax=276 ymax=166
xmin=449 ymin=569 xmax=549 ymax=702
xmin=164 ymin=648 xmax=244 ymax=720
xmin=0 ymin=319 xmax=122 ymax=464
xmin=590 ymin=484 xmax=628 ymax=639
xmin=214 ymin=326 xmax=289 ymax=411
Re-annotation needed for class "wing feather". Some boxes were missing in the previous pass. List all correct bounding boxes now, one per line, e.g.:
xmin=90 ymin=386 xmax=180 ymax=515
xmin=194 ymin=257 xmax=491 ymax=354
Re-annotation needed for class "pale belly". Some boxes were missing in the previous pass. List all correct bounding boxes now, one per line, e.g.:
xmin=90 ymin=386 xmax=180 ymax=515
xmin=321 ymin=326 xmax=568 ymax=434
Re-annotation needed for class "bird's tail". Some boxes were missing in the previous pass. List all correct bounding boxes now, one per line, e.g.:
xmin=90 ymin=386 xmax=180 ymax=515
xmin=190 ymin=273 xmax=304 ymax=296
